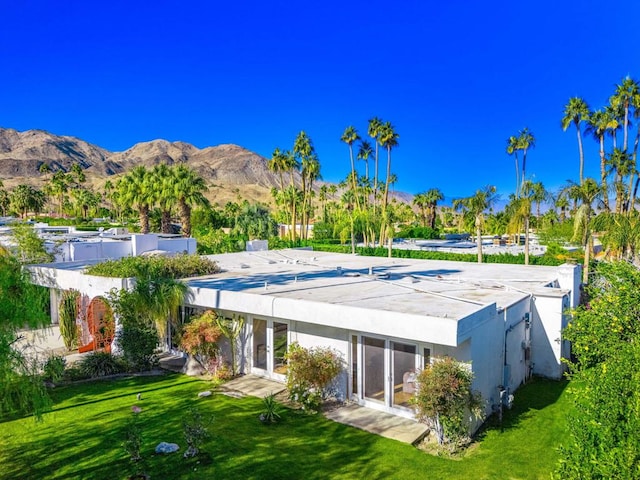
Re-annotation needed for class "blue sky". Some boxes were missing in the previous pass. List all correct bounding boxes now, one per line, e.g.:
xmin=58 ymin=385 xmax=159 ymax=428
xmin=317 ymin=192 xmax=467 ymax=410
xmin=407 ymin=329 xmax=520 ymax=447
xmin=2 ymin=1 xmax=640 ymax=202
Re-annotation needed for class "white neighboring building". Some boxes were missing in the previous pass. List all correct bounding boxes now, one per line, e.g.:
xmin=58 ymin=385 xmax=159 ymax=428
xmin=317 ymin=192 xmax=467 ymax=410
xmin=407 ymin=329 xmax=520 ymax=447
xmin=28 ymin=249 xmax=580 ymax=422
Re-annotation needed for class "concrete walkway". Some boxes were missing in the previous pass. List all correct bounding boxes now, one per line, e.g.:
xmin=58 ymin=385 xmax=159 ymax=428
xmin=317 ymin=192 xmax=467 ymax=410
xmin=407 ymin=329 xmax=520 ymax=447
xmin=219 ymin=374 xmax=286 ymax=398
xmin=324 ymin=403 xmax=429 ymax=445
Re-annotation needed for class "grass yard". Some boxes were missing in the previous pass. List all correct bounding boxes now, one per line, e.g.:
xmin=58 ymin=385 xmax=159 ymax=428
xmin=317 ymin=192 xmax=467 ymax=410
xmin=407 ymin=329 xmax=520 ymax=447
xmin=0 ymin=374 xmax=570 ymax=480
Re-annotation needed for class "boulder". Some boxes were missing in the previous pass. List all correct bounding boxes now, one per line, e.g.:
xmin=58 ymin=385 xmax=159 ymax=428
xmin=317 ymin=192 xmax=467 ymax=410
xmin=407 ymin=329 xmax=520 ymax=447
xmin=155 ymin=442 xmax=180 ymax=454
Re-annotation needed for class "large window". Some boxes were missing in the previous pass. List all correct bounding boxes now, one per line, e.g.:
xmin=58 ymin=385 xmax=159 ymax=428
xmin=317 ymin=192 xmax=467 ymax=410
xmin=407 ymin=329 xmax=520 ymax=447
xmin=363 ymin=336 xmax=385 ymax=403
xmin=253 ymin=319 xmax=267 ymax=370
xmin=273 ymin=322 xmax=288 ymax=375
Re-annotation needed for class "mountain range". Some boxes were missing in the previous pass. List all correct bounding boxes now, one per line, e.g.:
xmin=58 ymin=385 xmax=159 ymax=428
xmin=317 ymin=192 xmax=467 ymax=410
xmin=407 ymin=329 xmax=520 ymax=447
xmin=0 ymin=127 xmax=413 ymax=206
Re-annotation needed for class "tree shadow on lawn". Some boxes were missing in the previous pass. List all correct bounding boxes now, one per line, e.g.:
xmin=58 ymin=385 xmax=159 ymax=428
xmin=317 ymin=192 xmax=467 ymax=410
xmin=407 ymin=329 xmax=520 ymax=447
xmin=1 ymin=381 xmax=398 ymax=480
xmin=475 ymin=376 xmax=568 ymax=440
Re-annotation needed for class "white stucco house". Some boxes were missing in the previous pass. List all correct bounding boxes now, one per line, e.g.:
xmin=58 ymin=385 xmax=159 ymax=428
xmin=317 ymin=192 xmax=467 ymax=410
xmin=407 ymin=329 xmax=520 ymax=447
xmin=28 ymin=244 xmax=580 ymax=422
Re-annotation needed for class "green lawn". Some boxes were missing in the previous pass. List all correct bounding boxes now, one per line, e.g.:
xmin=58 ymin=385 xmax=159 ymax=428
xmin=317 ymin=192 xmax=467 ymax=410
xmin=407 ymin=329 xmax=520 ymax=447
xmin=0 ymin=374 xmax=570 ymax=480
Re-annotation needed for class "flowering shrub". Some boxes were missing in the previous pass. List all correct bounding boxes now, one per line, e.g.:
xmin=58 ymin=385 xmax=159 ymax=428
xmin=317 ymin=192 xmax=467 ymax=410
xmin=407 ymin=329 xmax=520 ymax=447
xmin=179 ymin=311 xmax=222 ymax=374
xmin=285 ymin=342 xmax=343 ymax=413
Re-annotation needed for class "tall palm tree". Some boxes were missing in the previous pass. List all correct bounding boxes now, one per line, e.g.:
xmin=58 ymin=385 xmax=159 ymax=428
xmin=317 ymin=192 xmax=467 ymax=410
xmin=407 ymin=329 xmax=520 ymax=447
xmin=357 ymin=140 xmax=373 ymax=181
xmin=508 ymin=181 xmax=533 ymax=265
xmin=368 ymin=117 xmax=383 ymax=208
xmin=585 ymin=109 xmax=611 ymax=210
xmin=607 ymin=148 xmax=634 ymax=214
xmin=118 ymin=166 xmax=153 ymax=234
xmin=378 ymin=121 xmax=399 ymax=220
xmin=453 ymin=186 xmax=497 ymax=263
xmin=301 ymin=153 xmax=321 ymax=240
xmin=565 ymin=178 xmax=603 ymax=283
xmin=561 ymin=97 xmax=590 ymax=185
xmin=517 ymin=128 xmax=535 ymax=192
xmin=173 ymin=165 xmax=209 ymax=237
xmin=506 ymin=136 xmax=520 ymax=197
xmin=268 ymin=147 xmax=289 ymax=193
xmin=604 ymin=103 xmax=623 ymax=150
xmin=530 ymin=181 xmax=548 ymax=231
xmin=610 ymin=76 xmax=639 ymax=153
xmin=341 ymin=126 xmax=360 ymax=211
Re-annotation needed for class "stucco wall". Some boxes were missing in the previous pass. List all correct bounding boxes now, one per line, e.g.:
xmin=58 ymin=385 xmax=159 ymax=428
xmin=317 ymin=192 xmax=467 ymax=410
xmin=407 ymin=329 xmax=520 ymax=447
xmin=531 ymin=294 xmax=570 ymax=379
xmin=503 ymin=297 xmax=531 ymax=392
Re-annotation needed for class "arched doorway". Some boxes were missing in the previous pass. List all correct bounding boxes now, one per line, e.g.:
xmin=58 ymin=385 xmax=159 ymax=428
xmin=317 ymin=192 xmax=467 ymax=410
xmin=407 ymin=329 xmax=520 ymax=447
xmin=78 ymin=296 xmax=115 ymax=353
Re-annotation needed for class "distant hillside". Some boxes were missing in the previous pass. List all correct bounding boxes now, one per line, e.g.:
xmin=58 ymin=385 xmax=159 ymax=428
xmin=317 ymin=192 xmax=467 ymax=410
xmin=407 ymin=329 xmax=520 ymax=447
xmin=0 ymin=127 xmax=413 ymax=206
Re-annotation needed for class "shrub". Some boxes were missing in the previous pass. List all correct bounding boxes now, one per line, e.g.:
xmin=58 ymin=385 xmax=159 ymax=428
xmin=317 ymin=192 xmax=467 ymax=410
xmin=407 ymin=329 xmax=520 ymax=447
xmin=43 ymin=355 xmax=66 ymax=383
xmin=117 ymin=325 xmax=158 ymax=371
xmin=58 ymin=289 xmax=80 ymax=351
xmin=179 ymin=311 xmax=223 ymax=374
xmin=183 ymin=406 xmax=211 ymax=458
xmin=411 ymin=356 xmax=483 ymax=448
xmin=85 ymin=254 xmax=220 ymax=279
xmin=285 ymin=342 xmax=342 ymax=413
xmin=78 ymin=352 xmax=127 ymax=378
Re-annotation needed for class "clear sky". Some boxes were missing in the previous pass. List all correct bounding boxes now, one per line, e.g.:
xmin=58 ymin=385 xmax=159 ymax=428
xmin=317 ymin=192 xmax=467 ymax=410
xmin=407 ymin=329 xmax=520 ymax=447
xmin=2 ymin=1 xmax=640 ymax=202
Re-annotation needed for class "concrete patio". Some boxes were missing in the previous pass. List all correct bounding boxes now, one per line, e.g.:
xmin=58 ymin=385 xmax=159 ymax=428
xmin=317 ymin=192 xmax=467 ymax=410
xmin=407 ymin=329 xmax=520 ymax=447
xmin=324 ymin=403 xmax=429 ymax=445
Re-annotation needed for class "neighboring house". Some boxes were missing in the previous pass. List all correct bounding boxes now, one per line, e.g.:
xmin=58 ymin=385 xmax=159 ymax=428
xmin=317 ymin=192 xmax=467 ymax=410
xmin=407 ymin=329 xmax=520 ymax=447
xmin=28 ymin=244 xmax=580 ymax=423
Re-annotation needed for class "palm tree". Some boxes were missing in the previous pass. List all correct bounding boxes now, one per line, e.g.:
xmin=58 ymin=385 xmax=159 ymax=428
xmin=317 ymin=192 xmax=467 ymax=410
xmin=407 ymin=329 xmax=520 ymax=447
xmin=48 ymin=171 xmax=71 ymax=217
xmin=453 ymin=186 xmax=497 ymax=263
xmin=341 ymin=126 xmax=360 ymax=211
xmin=357 ymin=140 xmax=373 ymax=181
xmin=506 ymin=136 xmax=520 ymax=197
xmin=607 ymin=148 xmax=634 ymax=214
xmin=604 ymin=103 xmax=623 ymax=150
xmin=561 ymin=97 xmax=590 ymax=185
xmin=301 ymin=153 xmax=321 ymax=239
xmin=508 ymin=182 xmax=533 ymax=265
xmin=10 ymin=184 xmax=45 ymax=218
xmin=368 ymin=117 xmax=383 ymax=208
xmin=118 ymin=166 xmax=153 ymax=234
xmin=173 ymin=165 xmax=210 ymax=237
xmin=585 ymin=109 xmax=611 ymax=210
xmin=610 ymin=76 xmax=639 ymax=153
xmin=268 ymin=147 xmax=289 ymax=193
xmin=565 ymin=178 xmax=603 ymax=283
xmin=150 ymin=164 xmax=176 ymax=234
xmin=530 ymin=181 xmax=548 ymax=231
xmin=517 ymin=128 xmax=535 ymax=192
xmin=592 ymin=211 xmax=640 ymax=261
xmin=413 ymin=192 xmax=429 ymax=227
xmin=378 ymin=121 xmax=399 ymax=236
xmin=424 ymin=188 xmax=444 ymax=230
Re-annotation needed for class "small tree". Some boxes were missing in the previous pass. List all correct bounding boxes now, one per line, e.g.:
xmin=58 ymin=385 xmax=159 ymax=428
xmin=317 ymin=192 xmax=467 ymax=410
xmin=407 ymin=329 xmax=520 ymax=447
xmin=179 ymin=311 xmax=222 ymax=374
xmin=411 ymin=356 xmax=483 ymax=447
xmin=183 ymin=406 xmax=211 ymax=458
xmin=285 ymin=342 xmax=342 ymax=412
xmin=215 ymin=314 xmax=244 ymax=376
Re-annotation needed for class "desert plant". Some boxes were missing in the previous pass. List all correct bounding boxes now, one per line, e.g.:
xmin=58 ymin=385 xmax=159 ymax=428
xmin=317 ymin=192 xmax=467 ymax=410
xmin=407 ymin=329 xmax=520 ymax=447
xmin=78 ymin=351 xmax=126 ymax=378
xmin=285 ymin=342 xmax=343 ymax=413
xmin=58 ymin=289 xmax=80 ymax=350
xmin=183 ymin=406 xmax=211 ymax=458
xmin=117 ymin=325 xmax=158 ymax=371
xmin=43 ymin=355 xmax=66 ymax=383
xmin=259 ymin=392 xmax=281 ymax=424
xmin=215 ymin=314 xmax=244 ymax=376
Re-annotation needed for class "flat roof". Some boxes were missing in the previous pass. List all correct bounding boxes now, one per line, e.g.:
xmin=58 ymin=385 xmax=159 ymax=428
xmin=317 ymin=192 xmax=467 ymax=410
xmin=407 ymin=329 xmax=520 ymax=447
xmin=186 ymin=249 xmax=569 ymax=322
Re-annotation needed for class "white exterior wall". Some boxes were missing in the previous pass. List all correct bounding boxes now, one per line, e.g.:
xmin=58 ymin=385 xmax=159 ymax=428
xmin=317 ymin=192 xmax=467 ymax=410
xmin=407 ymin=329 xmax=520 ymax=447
xmin=132 ymin=234 xmax=159 ymax=256
xmin=530 ymin=294 xmax=570 ymax=379
xmin=70 ymin=241 xmax=132 ymax=261
xmin=290 ymin=322 xmax=350 ymax=401
xmin=158 ymin=238 xmax=197 ymax=255
xmin=503 ymin=297 xmax=531 ymax=392
xmin=465 ymin=311 xmax=504 ymax=415
xmin=557 ymin=264 xmax=582 ymax=308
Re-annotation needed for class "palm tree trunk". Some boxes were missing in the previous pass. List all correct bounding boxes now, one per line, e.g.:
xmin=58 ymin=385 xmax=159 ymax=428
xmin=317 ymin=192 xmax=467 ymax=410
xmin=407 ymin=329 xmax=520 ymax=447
xmin=179 ymin=199 xmax=191 ymax=237
xmin=601 ymin=135 xmax=610 ymax=211
xmin=577 ymin=128 xmax=584 ymax=185
xmin=139 ymin=205 xmax=150 ymax=234
xmin=476 ymin=218 xmax=483 ymax=263
xmin=514 ymin=153 xmax=520 ymax=198
xmin=583 ymin=232 xmax=591 ymax=284
xmin=524 ymin=215 xmax=530 ymax=265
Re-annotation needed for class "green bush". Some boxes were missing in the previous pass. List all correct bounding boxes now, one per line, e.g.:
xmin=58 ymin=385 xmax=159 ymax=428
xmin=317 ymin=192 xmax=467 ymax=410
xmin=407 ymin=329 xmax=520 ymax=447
xmin=86 ymin=254 xmax=220 ymax=279
xmin=285 ymin=342 xmax=342 ymax=413
xmin=396 ymin=226 xmax=441 ymax=239
xmin=43 ymin=355 xmax=66 ymax=383
xmin=78 ymin=352 xmax=127 ymax=378
xmin=117 ymin=325 xmax=158 ymax=371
